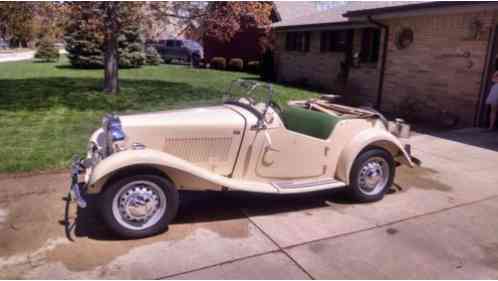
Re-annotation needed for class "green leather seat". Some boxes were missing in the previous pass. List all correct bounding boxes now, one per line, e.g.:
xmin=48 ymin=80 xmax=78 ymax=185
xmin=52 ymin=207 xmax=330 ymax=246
xmin=280 ymin=106 xmax=341 ymax=140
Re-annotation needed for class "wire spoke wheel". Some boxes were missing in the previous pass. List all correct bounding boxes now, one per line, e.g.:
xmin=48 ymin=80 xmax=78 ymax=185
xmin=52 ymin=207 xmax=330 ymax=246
xmin=112 ymin=180 xmax=167 ymax=231
xmin=357 ymin=157 xmax=390 ymax=196
xmin=349 ymin=148 xmax=395 ymax=203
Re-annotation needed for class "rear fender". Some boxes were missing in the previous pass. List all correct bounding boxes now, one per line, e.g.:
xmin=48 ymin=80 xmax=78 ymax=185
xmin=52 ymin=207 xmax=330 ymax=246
xmin=335 ymin=129 xmax=414 ymax=184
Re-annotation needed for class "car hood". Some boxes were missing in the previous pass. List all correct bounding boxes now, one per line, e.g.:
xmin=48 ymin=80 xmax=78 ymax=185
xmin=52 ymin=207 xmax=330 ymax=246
xmin=120 ymin=105 xmax=242 ymax=129
xmin=118 ymin=106 xmax=246 ymax=160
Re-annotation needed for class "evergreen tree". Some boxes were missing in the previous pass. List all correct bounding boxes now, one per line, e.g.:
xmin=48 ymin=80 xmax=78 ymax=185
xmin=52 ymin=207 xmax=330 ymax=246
xmin=34 ymin=36 xmax=59 ymax=62
xmin=145 ymin=46 xmax=162 ymax=65
xmin=64 ymin=3 xmax=145 ymax=69
xmin=64 ymin=4 xmax=104 ymax=68
xmin=118 ymin=23 xmax=145 ymax=68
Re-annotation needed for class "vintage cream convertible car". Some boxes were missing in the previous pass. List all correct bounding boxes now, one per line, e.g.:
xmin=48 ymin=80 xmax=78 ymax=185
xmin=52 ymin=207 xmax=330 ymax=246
xmin=70 ymin=80 xmax=417 ymax=238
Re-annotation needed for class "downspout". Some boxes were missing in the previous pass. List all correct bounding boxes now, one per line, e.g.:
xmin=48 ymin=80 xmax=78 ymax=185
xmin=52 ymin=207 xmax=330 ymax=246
xmin=367 ymin=16 xmax=389 ymax=110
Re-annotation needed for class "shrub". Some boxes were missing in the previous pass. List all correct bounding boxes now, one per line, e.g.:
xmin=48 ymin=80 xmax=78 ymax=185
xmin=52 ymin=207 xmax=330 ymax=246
xmin=246 ymin=60 xmax=260 ymax=74
xmin=210 ymin=57 xmax=226 ymax=70
xmin=228 ymin=58 xmax=244 ymax=71
xmin=34 ymin=37 xmax=60 ymax=62
xmin=145 ymin=46 xmax=162 ymax=65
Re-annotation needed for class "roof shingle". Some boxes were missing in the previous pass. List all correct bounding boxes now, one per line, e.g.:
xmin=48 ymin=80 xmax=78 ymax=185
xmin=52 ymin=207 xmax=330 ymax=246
xmin=272 ymin=1 xmax=420 ymax=29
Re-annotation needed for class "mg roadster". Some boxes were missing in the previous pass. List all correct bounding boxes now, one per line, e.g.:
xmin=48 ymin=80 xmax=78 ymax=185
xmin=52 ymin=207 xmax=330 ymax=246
xmin=70 ymin=80 xmax=417 ymax=238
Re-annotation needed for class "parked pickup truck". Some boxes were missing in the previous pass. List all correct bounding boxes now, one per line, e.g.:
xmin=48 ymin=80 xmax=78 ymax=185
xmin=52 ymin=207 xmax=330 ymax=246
xmin=156 ymin=39 xmax=203 ymax=66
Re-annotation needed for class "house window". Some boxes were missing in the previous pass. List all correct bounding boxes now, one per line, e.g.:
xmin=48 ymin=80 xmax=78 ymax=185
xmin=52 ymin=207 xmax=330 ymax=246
xmin=286 ymin=32 xmax=310 ymax=52
xmin=360 ymin=28 xmax=381 ymax=63
xmin=320 ymin=30 xmax=347 ymax=52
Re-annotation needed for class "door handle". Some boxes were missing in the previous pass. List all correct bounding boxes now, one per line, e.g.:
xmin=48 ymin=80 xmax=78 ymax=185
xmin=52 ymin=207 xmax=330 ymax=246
xmin=263 ymin=130 xmax=280 ymax=152
xmin=264 ymin=145 xmax=280 ymax=153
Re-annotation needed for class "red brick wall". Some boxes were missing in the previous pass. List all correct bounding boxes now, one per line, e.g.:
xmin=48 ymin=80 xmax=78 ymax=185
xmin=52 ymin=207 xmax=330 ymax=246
xmin=379 ymin=10 xmax=498 ymax=126
xmin=274 ymin=31 xmax=347 ymax=92
xmin=274 ymin=9 xmax=498 ymax=126
xmin=204 ymin=27 xmax=267 ymax=63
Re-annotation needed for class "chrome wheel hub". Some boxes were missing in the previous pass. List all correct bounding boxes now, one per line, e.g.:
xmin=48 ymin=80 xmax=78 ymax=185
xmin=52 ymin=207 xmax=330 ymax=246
xmin=121 ymin=187 xmax=159 ymax=221
xmin=358 ymin=157 xmax=389 ymax=196
xmin=112 ymin=180 xmax=167 ymax=230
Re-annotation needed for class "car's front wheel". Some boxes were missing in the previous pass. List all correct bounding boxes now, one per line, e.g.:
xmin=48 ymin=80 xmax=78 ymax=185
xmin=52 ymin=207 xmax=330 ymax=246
xmin=348 ymin=148 xmax=395 ymax=202
xmin=100 ymin=174 xmax=179 ymax=239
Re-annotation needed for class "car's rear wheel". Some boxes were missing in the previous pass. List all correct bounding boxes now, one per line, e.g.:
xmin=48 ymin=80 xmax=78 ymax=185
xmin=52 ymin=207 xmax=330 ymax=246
xmin=348 ymin=148 xmax=395 ymax=202
xmin=100 ymin=174 xmax=179 ymax=239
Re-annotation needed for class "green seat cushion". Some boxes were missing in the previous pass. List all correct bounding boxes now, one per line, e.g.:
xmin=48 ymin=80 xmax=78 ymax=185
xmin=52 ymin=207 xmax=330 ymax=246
xmin=280 ymin=106 xmax=341 ymax=139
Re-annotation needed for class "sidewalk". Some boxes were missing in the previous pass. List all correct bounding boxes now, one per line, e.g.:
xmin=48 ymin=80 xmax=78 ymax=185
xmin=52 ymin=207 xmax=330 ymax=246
xmin=0 ymin=51 xmax=35 ymax=63
xmin=1 ymin=128 xmax=498 ymax=279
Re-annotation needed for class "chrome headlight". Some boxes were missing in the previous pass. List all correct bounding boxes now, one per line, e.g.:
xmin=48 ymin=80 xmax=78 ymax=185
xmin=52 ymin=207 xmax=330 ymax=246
xmin=103 ymin=114 xmax=126 ymax=142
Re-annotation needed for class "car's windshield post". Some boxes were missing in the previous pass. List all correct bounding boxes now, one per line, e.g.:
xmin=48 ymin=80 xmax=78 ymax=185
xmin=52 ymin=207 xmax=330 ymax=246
xmin=224 ymin=79 xmax=275 ymax=129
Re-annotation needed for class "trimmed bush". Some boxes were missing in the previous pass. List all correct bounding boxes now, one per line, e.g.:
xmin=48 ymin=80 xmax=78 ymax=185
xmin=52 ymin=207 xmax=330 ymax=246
xmin=34 ymin=37 xmax=60 ymax=62
xmin=211 ymin=57 xmax=226 ymax=70
xmin=246 ymin=60 xmax=260 ymax=74
xmin=145 ymin=46 xmax=162 ymax=65
xmin=228 ymin=58 xmax=244 ymax=71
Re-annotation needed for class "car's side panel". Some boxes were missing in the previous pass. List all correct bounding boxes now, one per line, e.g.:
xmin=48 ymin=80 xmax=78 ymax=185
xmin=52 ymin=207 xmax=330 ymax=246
xmin=255 ymin=127 xmax=329 ymax=179
xmin=86 ymin=148 xmax=279 ymax=194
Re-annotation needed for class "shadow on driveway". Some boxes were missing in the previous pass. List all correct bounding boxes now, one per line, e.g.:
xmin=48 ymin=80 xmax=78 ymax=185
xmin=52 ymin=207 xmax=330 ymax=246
xmin=65 ymin=188 xmax=361 ymax=242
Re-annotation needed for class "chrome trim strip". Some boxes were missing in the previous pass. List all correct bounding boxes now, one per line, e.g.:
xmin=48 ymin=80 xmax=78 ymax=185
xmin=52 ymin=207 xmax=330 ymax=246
xmin=272 ymin=178 xmax=339 ymax=189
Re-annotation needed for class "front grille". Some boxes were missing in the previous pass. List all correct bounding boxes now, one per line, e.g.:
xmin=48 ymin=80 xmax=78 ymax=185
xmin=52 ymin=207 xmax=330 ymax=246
xmin=163 ymin=137 xmax=233 ymax=163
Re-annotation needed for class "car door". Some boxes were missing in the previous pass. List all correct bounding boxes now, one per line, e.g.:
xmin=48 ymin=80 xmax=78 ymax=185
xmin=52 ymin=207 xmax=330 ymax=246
xmin=255 ymin=127 xmax=330 ymax=180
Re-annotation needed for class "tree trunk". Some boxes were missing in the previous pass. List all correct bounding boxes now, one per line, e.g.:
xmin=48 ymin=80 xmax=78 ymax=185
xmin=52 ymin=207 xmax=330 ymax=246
xmin=103 ymin=3 xmax=119 ymax=94
xmin=103 ymin=32 xmax=119 ymax=94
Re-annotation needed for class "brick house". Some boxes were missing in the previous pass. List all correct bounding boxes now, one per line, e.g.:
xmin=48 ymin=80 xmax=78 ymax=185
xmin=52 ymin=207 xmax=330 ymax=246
xmin=203 ymin=2 xmax=318 ymax=63
xmin=272 ymin=2 xmax=498 ymax=127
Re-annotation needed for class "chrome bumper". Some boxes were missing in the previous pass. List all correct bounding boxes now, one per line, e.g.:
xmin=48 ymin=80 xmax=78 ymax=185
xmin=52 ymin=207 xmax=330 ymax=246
xmin=70 ymin=156 xmax=87 ymax=208
xmin=404 ymin=144 xmax=422 ymax=166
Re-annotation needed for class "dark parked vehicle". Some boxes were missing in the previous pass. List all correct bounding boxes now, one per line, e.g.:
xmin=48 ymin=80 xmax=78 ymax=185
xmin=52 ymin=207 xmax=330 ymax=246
xmin=0 ymin=39 xmax=9 ymax=49
xmin=157 ymin=39 xmax=204 ymax=66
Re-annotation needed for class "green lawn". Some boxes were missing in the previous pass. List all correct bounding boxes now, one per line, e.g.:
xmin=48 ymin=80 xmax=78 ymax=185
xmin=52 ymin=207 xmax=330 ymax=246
xmin=0 ymin=58 xmax=318 ymax=173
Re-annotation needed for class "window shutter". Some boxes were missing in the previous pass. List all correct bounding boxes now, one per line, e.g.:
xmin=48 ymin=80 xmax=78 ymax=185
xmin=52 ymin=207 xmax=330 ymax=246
xmin=320 ymin=32 xmax=326 ymax=52
xmin=305 ymin=32 xmax=311 ymax=52
xmin=286 ymin=32 xmax=292 ymax=51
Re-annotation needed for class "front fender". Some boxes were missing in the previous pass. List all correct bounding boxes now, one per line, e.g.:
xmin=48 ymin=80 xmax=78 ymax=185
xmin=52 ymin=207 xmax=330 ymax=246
xmin=86 ymin=148 xmax=277 ymax=194
xmin=336 ymin=128 xmax=414 ymax=184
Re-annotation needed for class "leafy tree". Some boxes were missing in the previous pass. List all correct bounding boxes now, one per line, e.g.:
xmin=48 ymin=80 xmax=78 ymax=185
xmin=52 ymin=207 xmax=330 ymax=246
xmin=65 ymin=2 xmax=202 ymax=94
xmin=0 ymin=2 xmax=68 ymax=47
xmin=0 ymin=2 xmax=36 ymax=47
xmin=34 ymin=36 xmax=59 ymax=62
xmin=64 ymin=2 xmax=145 ymax=88
xmin=141 ymin=2 xmax=206 ymax=41
xmin=64 ymin=3 xmax=104 ymax=68
xmin=203 ymin=2 xmax=273 ymax=43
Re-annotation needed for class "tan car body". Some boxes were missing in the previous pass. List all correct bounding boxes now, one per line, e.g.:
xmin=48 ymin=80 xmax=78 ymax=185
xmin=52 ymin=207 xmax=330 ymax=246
xmin=82 ymin=102 xmax=414 ymax=195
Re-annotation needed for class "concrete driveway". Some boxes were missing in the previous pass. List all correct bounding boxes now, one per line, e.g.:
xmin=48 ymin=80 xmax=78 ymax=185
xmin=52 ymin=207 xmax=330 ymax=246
xmin=1 ymin=128 xmax=498 ymax=279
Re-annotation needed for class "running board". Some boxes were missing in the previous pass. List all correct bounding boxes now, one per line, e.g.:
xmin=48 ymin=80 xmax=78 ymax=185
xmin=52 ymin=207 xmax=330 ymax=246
xmin=272 ymin=178 xmax=346 ymax=194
